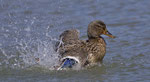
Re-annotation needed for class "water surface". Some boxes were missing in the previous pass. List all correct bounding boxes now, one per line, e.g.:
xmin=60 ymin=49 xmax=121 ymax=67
xmin=0 ymin=0 xmax=150 ymax=82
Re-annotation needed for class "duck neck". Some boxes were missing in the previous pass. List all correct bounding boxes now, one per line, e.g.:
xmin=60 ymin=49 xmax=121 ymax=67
xmin=88 ymin=35 xmax=103 ymax=40
xmin=88 ymin=36 xmax=106 ymax=44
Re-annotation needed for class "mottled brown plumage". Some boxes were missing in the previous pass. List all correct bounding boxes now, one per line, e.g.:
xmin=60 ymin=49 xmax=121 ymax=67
xmin=57 ymin=20 xmax=115 ymax=68
xmin=59 ymin=29 xmax=80 ymax=45
xmin=85 ymin=20 xmax=115 ymax=65
xmin=58 ymin=29 xmax=85 ymax=55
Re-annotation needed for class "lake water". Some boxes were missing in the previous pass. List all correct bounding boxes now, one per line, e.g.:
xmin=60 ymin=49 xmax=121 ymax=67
xmin=0 ymin=0 xmax=150 ymax=82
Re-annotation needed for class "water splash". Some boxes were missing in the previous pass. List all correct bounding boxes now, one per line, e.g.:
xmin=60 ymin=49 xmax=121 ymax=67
xmin=0 ymin=37 xmax=61 ymax=70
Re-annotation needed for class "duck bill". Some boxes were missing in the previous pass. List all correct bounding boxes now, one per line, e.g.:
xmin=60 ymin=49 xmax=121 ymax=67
xmin=104 ymin=31 xmax=115 ymax=38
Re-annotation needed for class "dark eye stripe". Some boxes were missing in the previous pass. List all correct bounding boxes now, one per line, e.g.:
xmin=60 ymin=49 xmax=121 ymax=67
xmin=95 ymin=24 xmax=101 ymax=27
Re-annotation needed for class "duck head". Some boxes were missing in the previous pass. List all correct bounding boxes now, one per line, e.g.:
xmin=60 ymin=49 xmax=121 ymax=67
xmin=87 ymin=20 xmax=115 ymax=39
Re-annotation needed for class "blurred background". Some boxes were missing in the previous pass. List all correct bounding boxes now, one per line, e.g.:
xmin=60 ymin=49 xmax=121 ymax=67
xmin=0 ymin=0 xmax=150 ymax=82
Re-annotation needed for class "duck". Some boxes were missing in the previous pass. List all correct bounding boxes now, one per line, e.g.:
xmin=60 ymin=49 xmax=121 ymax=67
xmin=56 ymin=20 xmax=115 ymax=70
xmin=56 ymin=29 xmax=87 ymax=70
xmin=85 ymin=20 xmax=115 ymax=66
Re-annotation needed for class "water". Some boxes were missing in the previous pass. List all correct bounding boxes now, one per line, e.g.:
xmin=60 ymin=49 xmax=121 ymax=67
xmin=0 ymin=0 xmax=150 ymax=82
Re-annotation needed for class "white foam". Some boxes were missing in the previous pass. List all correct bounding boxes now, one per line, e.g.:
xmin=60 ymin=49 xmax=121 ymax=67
xmin=18 ymin=39 xmax=60 ymax=69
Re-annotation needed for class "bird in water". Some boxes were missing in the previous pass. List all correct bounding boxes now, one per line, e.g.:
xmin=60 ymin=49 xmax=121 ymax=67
xmin=56 ymin=20 xmax=115 ymax=70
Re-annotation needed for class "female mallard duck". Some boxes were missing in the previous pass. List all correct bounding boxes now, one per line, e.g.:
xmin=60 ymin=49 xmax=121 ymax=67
xmin=85 ymin=20 xmax=115 ymax=66
xmin=57 ymin=29 xmax=87 ymax=70
xmin=57 ymin=20 xmax=115 ymax=70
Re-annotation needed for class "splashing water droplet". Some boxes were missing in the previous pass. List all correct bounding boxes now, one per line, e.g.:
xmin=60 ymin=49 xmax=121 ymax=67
xmin=18 ymin=38 xmax=61 ymax=70
xmin=0 ymin=37 xmax=62 ymax=70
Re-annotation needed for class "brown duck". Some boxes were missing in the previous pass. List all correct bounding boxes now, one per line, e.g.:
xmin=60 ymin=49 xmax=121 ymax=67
xmin=85 ymin=20 xmax=115 ymax=66
xmin=57 ymin=20 xmax=115 ymax=70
